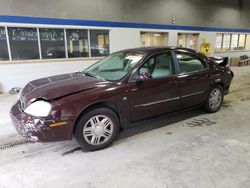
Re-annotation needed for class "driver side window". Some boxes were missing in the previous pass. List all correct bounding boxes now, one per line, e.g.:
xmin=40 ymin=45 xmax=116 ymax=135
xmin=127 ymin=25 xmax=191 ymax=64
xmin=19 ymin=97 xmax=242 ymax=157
xmin=139 ymin=52 xmax=174 ymax=79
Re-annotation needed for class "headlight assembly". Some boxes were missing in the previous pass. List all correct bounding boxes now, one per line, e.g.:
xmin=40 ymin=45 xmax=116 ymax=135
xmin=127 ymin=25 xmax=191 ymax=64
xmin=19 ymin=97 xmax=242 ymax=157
xmin=24 ymin=100 xmax=52 ymax=117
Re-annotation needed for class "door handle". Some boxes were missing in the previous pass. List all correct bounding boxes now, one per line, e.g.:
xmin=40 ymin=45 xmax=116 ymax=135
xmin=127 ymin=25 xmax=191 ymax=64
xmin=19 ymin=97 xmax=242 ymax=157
xmin=178 ymin=74 xmax=188 ymax=78
xmin=191 ymin=77 xmax=198 ymax=80
xmin=130 ymin=88 xmax=138 ymax=92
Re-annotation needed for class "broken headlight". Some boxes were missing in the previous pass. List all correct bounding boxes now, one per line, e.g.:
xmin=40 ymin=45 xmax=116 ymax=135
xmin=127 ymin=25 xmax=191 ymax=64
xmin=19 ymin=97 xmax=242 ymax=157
xmin=24 ymin=100 xmax=52 ymax=117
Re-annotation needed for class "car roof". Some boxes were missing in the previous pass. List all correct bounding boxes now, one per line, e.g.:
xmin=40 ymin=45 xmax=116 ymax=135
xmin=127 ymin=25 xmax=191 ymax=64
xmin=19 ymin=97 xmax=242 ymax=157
xmin=120 ymin=46 xmax=200 ymax=55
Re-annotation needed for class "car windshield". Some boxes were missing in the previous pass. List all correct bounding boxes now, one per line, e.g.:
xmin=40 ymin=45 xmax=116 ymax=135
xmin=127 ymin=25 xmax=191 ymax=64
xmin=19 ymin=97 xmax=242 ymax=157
xmin=83 ymin=52 xmax=144 ymax=81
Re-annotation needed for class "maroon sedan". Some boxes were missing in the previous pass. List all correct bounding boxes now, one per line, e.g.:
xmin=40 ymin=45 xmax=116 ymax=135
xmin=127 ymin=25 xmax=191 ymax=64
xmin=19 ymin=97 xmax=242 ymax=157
xmin=10 ymin=47 xmax=234 ymax=151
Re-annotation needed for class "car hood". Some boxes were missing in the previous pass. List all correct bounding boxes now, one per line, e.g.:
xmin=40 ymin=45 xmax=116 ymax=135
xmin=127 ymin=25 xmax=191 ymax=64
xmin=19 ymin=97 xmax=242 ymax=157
xmin=20 ymin=72 xmax=111 ymax=105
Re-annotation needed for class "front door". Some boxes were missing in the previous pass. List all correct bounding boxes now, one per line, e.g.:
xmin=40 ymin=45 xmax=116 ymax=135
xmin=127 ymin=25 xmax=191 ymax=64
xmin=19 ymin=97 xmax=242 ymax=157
xmin=128 ymin=51 xmax=180 ymax=121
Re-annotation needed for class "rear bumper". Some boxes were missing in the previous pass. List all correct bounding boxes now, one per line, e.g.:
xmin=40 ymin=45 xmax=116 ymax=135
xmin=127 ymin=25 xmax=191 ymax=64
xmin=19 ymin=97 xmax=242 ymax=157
xmin=10 ymin=100 xmax=75 ymax=142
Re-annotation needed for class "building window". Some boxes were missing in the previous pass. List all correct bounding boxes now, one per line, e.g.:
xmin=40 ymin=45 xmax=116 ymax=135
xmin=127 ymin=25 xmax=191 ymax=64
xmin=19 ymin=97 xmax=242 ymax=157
xmin=40 ymin=28 xmax=66 ymax=59
xmin=177 ymin=33 xmax=199 ymax=50
xmin=0 ymin=27 xmax=9 ymax=61
xmin=8 ymin=27 xmax=39 ymax=60
xmin=66 ymin=29 xmax=89 ymax=58
xmin=245 ymin=35 xmax=250 ymax=51
xmin=140 ymin=32 xmax=167 ymax=47
xmin=238 ymin=34 xmax=246 ymax=50
xmin=222 ymin=34 xmax=231 ymax=52
xmin=231 ymin=34 xmax=239 ymax=50
xmin=90 ymin=30 xmax=109 ymax=57
xmin=215 ymin=34 xmax=223 ymax=52
xmin=215 ymin=33 xmax=248 ymax=52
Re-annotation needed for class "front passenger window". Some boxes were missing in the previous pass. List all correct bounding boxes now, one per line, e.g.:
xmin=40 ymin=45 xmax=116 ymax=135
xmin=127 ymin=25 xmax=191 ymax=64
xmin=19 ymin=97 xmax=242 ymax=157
xmin=176 ymin=51 xmax=205 ymax=73
xmin=139 ymin=52 xmax=174 ymax=79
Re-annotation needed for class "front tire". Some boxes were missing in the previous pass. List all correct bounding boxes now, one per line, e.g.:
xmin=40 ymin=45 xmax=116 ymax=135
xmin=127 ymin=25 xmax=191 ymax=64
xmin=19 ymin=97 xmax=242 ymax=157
xmin=74 ymin=108 xmax=120 ymax=151
xmin=204 ymin=85 xmax=224 ymax=113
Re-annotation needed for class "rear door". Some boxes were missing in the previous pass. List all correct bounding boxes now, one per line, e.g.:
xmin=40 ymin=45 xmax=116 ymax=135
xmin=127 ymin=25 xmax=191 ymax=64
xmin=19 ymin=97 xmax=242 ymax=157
xmin=174 ymin=50 xmax=211 ymax=108
xmin=127 ymin=51 xmax=180 ymax=121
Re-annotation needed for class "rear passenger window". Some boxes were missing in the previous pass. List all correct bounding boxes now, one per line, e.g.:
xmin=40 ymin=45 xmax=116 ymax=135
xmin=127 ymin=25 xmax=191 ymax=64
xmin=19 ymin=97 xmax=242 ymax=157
xmin=175 ymin=51 xmax=206 ymax=73
xmin=139 ymin=52 xmax=174 ymax=78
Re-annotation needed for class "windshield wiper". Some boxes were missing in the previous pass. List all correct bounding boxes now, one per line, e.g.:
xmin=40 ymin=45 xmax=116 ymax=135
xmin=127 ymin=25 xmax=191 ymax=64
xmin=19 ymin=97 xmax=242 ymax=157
xmin=82 ymin=71 xmax=106 ymax=81
xmin=83 ymin=72 xmax=96 ymax=78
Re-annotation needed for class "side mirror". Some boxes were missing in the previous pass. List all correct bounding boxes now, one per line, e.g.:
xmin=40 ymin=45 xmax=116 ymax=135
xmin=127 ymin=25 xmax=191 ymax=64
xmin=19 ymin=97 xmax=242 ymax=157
xmin=138 ymin=72 xmax=152 ymax=80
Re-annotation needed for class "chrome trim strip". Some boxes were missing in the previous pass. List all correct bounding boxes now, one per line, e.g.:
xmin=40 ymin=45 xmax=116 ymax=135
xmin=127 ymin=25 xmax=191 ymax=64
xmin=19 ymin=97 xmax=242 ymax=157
xmin=134 ymin=97 xmax=180 ymax=108
xmin=181 ymin=91 xmax=204 ymax=98
xmin=28 ymin=82 xmax=36 ymax=88
xmin=177 ymin=67 xmax=210 ymax=76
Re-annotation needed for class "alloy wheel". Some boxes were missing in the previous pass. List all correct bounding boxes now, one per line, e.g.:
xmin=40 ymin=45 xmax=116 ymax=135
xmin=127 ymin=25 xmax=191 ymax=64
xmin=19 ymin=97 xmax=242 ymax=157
xmin=209 ymin=88 xmax=222 ymax=111
xmin=83 ymin=115 xmax=114 ymax=146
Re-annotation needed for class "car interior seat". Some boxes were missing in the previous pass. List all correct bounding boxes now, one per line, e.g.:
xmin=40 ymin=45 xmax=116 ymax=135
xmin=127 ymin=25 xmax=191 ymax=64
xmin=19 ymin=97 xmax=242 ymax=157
xmin=140 ymin=58 xmax=155 ymax=74
xmin=152 ymin=54 xmax=172 ymax=78
xmin=179 ymin=59 xmax=203 ymax=73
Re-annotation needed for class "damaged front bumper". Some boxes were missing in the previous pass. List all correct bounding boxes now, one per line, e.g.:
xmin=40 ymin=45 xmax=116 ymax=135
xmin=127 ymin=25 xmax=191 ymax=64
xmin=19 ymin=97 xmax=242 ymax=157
xmin=10 ymin=100 xmax=74 ymax=142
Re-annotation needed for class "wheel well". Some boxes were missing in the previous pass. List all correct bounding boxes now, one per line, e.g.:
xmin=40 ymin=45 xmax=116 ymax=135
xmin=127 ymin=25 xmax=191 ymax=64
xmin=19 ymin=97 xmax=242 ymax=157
xmin=214 ymin=82 xmax=224 ymax=90
xmin=73 ymin=102 xmax=121 ymax=133
xmin=210 ymin=82 xmax=225 ymax=96
xmin=212 ymin=78 xmax=224 ymax=89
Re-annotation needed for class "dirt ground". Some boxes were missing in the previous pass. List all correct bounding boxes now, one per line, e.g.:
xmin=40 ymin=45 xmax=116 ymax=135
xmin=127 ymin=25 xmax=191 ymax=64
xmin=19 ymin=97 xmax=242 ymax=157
xmin=0 ymin=66 xmax=250 ymax=188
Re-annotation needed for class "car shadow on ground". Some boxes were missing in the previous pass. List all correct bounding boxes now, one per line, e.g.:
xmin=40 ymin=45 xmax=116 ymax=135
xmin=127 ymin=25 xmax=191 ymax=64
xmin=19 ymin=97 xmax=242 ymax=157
xmin=118 ymin=108 xmax=204 ymax=141
xmin=62 ymin=108 xmax=204 ymax=155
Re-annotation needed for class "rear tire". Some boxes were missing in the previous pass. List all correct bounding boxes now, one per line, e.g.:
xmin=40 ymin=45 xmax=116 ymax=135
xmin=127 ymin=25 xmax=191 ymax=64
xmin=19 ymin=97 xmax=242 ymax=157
xmin=204 ymin=85 xmax=224 ymax=113
xmin=74 ymin=108 xmax=120 ymax=151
